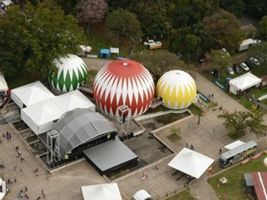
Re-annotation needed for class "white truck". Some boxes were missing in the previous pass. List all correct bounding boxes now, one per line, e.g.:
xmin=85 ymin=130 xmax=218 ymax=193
xmin=238 ymin=39 xmax=261 ymax=51
xmin=143 ymin=40 xmax=162 ymax=50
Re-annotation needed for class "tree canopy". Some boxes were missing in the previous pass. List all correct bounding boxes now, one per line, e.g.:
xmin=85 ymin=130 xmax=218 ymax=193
xmin=210 ymin=49 xmax=232 ymax=73
xmin=249 ymin=42 xmax=267 ymax=64
xmin=130 ymin=49 xmax=189 ymax=81
xmin=203 ymin=10 xmax=244 ymax=52
xmin=218 ymin=110 xmax=267 ymax=139
xmin=258 ymin=16 xmax=267 ymax=40
xmin=107 ymin=9 xmax=142 ymax=43
xmin=0 ymin=1 xmax=85 ymax=79
xmin=77 ymin=0 xmax=108 ymax=31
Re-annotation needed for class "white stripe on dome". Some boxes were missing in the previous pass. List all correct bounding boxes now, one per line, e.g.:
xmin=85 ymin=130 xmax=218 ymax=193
xmin=127 ymin=79 xmax=133 ymax=105
xmin=105 ymin=74 xmax=116 ymax=102
xmin=110 ymin=76 xmax=118 ymax=103
xmin=116 ymin=78 xmax=123 ymax=105
xmin=122 ymin=78 xmax=128 ymax=105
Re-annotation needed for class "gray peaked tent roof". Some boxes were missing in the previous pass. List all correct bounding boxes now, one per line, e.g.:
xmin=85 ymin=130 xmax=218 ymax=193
xmin=53 ymin=108 xmax=117 ymax=156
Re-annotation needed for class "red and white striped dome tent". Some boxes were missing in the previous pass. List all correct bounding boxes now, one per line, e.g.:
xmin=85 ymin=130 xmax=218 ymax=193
xmin=93 ymin=59 xmax=155 ymax=118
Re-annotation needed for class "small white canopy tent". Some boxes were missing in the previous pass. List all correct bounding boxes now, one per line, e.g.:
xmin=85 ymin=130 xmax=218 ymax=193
xmin=133 ymin=190 xmax=152 ymax=200
xmin=224 ymin=140 xmax=244 ymax=150
xmin=52 ymin=90 xmax=95 ymax=112
xmin=0 ymin=178 xmax=6 ymax=200
xmin=21 ymin=99 xmax=64 ymax=135
xmin=168 ymin=148 xmax=214 ymax=179
xmin=11 ymin=81 xmax=54 ymax=108
xmin=0 ymin=73 xmax=8 ymax=94
xmin=229 ymin=72 xmax=261 ymax=95
xmin=81 ymin=183 xmax=122 ymax=200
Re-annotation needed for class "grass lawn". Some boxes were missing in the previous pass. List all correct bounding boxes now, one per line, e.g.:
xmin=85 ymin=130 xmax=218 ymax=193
xmin=208 ymin=156 xmax=267 ymax=200
xmin=165 ymin=190 xmax=194 ymax=200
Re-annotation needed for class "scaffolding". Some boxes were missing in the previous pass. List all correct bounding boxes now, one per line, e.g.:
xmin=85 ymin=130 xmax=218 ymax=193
xmin=117 ymin=105 xmax=131 ymax=137
xmin=46 ymin=130 xmax=61 ymax=165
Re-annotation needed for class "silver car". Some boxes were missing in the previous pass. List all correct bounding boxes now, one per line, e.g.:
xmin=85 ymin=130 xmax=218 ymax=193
xmin=240 ymin=62 xmax=250 ymax=71
xmin=249 ymin=57 xmax=260 ymax=66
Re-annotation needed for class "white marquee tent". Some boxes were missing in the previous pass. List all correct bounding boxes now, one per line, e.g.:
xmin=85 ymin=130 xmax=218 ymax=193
xmin=229 ymin=72 xmax=261 ymax=95
xmin=81 ymin=183 xmax=122 ymax=200
xmin=21 ymin=90 xmax=95 ymax=135
xmin=0 ymin=73 xmax=8 ymax=94
xmin=11 ymin=81 xmax=54 ymax=108
xmin=0 ymin=178 xmax=6 ymax=200
xmin=168 ymin=148 xmax=214 ymax=179
xmin=21 ymin=99 xmax=64 ymax=135
xmin=52 ymin=90 xmax=95 ymax=112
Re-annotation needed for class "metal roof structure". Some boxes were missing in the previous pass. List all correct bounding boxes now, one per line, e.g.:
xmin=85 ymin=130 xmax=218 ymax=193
xmin=83 ymin=138 xmax=138 ymax=174
xmin=54 ymin=108 xmax=117 ymax=155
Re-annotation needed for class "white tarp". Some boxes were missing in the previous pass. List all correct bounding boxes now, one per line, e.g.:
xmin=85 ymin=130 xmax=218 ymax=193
xmin=229 ymin=72 xmax=261 ymax=95
xmin=21 ymin=90 xmax=95 ymax=135
xmin=52 ymin=90 xmax=95 ymax=112
xmin=81 ymin=183 xmax=122 ymax=200
xmin=168 ymin=148 xmax=214 ymax=179
xmin=21 ymin=99 xmax=64 ymax=135
xmin=133 ymin=190 xmax=152 ymax=200
xmin=11 ymin=81 xmax=54 ymax=108
xmin=0 ymin=73 xmax=8 ymax=92
xmin=0 ymin=178 xmax=6 ymax=200
xmin=224 ymin=140 xmax=244 ymax=150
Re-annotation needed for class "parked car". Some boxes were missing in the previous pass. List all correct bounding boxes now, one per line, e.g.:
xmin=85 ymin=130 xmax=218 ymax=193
xmin=249 ymin=57 xmax=260 ymax=66
xmin=227 ymin=66 xmax=235 ymax=75
xmin=240 ymin=62 xmax=250 ymax=71
xmin=233 ymin=64 xmax=242 ymax=74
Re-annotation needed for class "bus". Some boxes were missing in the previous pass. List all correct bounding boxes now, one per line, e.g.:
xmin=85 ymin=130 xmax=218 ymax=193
xmin=219 ymin=140 xmax=257 ymax=168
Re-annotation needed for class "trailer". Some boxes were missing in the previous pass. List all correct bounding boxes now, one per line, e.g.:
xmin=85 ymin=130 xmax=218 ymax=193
xmin=238 ymin=39 xmax=261 ymax=51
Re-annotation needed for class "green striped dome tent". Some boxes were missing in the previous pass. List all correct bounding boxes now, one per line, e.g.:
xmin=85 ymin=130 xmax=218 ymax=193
xmin=48 ymin=54 xmax=88 ymax=92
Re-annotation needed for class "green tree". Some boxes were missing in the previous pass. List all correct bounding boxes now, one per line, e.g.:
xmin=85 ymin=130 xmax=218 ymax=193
xmin=249 ymin=42 xmax=267 ymax=64
xmin=258 ymin=16 xmax=267 ymax=40
xmin=244 ymin=0 xmax=267 ymax=19
xmin=218 ymin=110 xmax=267 ymax=139
xmin=185 ymin=34 xmax=201 ymax=63
xmin=219 ymin=0 xmax=245 ymax=17
xmin=130 ymin=50 xmax=189 ymax=81
xmin=218 ymin=111 xmax=251 ymax=139
xmin=0 ymin=1 xmax=85 ymax=79
xmin=107 ymin=9 xmax=142 ymax=43
xmin=247 ymin=110 xmax=267 ymax=138
xmin=210 ymin=49 xmax=232 ymax=76
xmin=203 ymin=10 xmax=244 ymax=52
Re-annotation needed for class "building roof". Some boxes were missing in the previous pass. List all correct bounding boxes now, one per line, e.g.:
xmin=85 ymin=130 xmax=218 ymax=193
xmin=54 ymin=109 xmax=117 ymax=155
xmin=11 ymin=81 xmax=54 ymax=108
xmin=156 ymin=70 xmax=197 ymax=109
xmin=81 ymin=183 xmax=122 ymax=200
xmin=83 ymin=139 xmax=138 ymax=173
xmin=93 ymin=59 xmax=154 ymax=118
xmin=168 ymin=148 xmax=214 ymax=179
xmin=229 ymin=72 xmax=261 ymax=92
xmin=251 ymin=172 xmax=267 ymax=200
